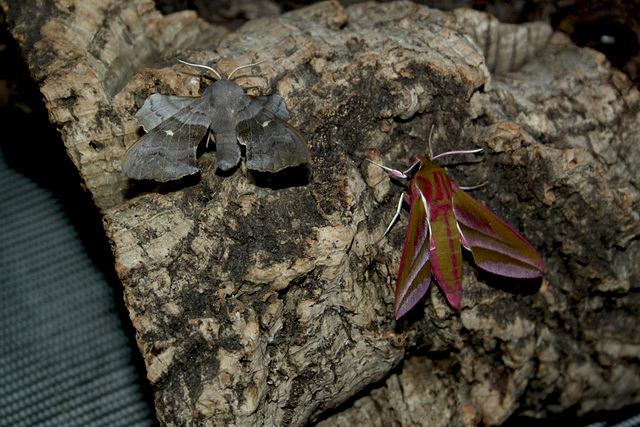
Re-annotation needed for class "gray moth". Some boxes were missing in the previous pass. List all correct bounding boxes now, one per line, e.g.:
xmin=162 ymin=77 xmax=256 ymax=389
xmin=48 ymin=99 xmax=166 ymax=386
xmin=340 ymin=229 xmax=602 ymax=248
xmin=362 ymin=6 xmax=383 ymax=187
xmin=122 ymin=66 xmax=308 ymax=182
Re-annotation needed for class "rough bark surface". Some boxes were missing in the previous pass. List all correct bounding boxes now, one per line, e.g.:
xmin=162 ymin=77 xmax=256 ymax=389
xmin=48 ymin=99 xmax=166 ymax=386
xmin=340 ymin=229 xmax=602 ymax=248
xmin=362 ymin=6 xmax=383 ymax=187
xmin=3 ymin=0 xmax=639 ymax=425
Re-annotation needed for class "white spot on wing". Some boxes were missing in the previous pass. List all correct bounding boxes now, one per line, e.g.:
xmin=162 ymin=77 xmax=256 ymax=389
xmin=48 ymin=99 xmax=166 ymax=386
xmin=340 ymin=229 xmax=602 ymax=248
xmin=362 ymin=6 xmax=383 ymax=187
xmin=262 ymin=120 xmax=271 ymax=128
xmin=164 ymin=130 xmax=174 ymax=136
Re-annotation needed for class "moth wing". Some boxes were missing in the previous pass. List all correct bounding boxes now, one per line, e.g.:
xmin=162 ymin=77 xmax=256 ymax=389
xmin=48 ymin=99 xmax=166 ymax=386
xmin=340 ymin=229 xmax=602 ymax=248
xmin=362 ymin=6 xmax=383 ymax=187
xmin=123 ymin=96 xmax=214 ymax=182
xmin=136 ymin=94 xmax=198 ymax=131
xmin=234 ymin=94 xmax=308 ymax=172
xmin=251 ymin=95 xmax=290 ymax=120
xmin=395 ymin=181 xmax=432 ymax=319
xmin=452 ymin=184 xmax=545 ymax=278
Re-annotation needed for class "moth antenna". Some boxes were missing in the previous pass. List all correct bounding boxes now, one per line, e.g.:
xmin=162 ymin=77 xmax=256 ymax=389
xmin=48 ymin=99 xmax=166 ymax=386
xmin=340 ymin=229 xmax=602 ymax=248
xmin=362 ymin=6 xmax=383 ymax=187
xmin=178 ymin=59 xmax=222 ymax=80
xmin=431 ymin=148 xmax=483 ymax=160
xmin=427 ymin=124 xmax=435 ymax=159
xmin=427 ymin=124 xmax=483 ymax=160
xmin=227 ymin=59 xmax=267 ymax=80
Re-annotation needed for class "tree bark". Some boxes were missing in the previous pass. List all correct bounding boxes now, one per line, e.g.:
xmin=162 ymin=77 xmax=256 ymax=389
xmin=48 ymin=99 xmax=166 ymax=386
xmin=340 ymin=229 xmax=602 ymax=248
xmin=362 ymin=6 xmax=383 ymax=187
xmin=2 ymin=0 xmax=639 ymax=425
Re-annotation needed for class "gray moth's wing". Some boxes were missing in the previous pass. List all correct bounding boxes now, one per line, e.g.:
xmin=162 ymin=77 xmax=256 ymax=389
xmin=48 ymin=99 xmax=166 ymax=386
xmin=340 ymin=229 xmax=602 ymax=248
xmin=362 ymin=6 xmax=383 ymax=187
xmin=136 ymin=94 xmax=199 ymax=131
xmin=235 ymin=94 xmax=308 ymax=173
xmin=251 ymin=95 xmax=290 ymax=120
xmin=122 ymin=96 xmax=214 ymax=182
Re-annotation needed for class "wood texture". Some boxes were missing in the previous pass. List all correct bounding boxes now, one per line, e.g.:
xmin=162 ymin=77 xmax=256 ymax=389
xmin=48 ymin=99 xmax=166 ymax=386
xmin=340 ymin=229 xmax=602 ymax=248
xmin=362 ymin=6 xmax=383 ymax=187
xmin=3 ymin=0 xmax=640 ymax=425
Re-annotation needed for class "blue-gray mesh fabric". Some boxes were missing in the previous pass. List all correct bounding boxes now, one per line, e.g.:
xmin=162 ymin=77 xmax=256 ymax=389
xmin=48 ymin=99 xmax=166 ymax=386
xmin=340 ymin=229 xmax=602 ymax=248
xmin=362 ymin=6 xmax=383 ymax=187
xmin=0 ymin=149 xmax=152 ymax=426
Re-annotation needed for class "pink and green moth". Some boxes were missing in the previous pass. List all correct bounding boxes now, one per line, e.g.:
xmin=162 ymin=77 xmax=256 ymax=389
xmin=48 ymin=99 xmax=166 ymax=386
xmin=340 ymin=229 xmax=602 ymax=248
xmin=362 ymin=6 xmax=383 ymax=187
xmin=371 ymin=149 xmax=545 ymax=319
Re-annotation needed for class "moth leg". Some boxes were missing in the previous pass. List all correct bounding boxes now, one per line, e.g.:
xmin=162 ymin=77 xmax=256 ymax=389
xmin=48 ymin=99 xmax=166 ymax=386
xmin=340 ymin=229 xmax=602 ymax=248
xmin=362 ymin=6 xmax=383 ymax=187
xmin=458 ymin=181 xmax=488 ymax=191
xmin=382 ymin=192 xmax=407 ymax=237
xmin=405 ymin=157 xmax=423 ymax=176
